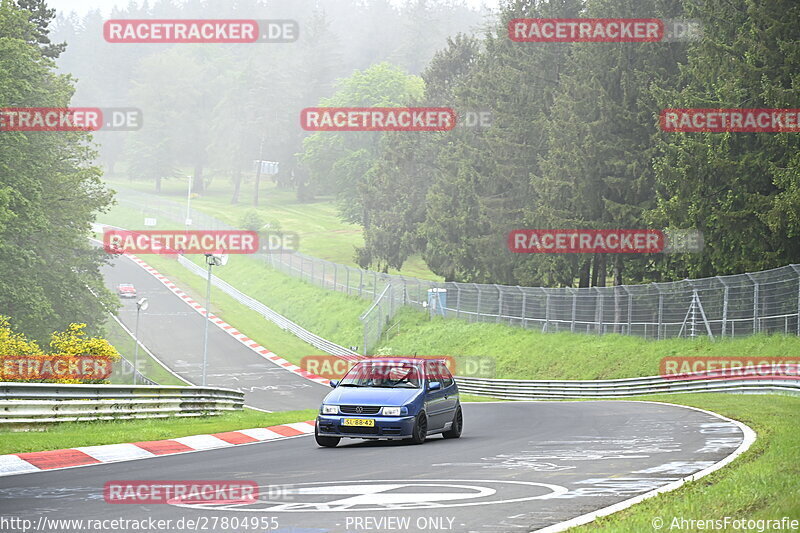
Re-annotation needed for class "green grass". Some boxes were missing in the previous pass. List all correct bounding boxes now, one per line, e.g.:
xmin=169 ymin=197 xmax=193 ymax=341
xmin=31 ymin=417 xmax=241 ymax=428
xmin=0 ymin=409 xmax=317 ymax=455
xmin=103 ymin=177 xmax=441 ymax=280
xmin=99 ymin=202 xmax=800 ymax=380
xmin=376 ymin=308 xmax=800 ymax=379
xmin=570 ymin=393 xmax=800 ymax=531
xmin=101 ymin=314 xmax=188 ymax=386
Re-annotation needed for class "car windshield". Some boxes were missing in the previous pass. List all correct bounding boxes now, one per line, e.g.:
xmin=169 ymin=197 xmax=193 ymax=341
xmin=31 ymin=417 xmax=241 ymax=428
xmin=339 ymin=362 xmax=421 ymax=389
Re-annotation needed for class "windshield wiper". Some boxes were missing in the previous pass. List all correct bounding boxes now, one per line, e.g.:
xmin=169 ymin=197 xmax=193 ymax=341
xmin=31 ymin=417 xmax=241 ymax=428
xmin=338 ymin=383 xmax=363 ymax=387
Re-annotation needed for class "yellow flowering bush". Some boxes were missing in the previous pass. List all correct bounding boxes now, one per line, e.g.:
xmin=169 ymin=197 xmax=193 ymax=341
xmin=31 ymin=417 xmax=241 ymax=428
xmin=0 ymin=317 xmax=121 ymax=383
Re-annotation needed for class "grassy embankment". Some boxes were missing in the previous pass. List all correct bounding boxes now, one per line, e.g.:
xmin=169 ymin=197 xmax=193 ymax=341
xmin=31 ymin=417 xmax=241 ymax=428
xmin=0 ymin=409 xmax=317 ymax=455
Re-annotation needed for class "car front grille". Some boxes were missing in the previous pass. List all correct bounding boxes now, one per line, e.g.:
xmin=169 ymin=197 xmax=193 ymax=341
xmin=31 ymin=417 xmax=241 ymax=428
xmin=339 ymin=405 xmax=381 ymax=415
xmin=339 ymin=425 xmax=379 ymax=434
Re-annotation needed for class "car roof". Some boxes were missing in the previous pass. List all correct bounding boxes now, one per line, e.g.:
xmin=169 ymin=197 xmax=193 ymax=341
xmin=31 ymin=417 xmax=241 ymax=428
xmin=356 ymin=357 xmax=446 ymax=365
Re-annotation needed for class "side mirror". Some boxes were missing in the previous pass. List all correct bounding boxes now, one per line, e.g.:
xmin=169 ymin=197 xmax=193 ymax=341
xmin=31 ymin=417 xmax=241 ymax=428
xmin=428 ymin=381 xmax=441 ymax=391
xmin=329 ymin=380 xmax=339 ymax=388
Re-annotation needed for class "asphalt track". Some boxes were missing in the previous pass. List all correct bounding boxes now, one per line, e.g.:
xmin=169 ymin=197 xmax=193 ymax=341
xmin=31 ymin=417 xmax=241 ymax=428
xmin=1 ymin=252 xmax=746 ymax=532
xmin=0 ymin=401 xmax=745 ymax=533
xmin=101 ymin=253 xmax=328 ymax=411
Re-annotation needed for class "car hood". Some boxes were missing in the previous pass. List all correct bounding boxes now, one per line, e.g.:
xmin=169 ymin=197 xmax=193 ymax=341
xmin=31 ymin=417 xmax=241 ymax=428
xmin=324 ymin=387 xmax=421 ymax=406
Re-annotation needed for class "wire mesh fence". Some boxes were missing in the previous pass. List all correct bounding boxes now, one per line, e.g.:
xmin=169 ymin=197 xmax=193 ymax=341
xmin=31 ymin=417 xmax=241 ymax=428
xmin=112 ymin=189 xmax=800 ymax=353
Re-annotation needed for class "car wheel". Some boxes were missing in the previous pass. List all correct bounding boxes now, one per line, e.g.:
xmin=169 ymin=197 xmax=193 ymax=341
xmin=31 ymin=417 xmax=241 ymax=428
xmin=442 ymin=407 xmax=463 ymax=439
xmin=315 ymin=426 xmax=340 ymax=448
xmin=409 ymin=413 xmax=427 ymax=444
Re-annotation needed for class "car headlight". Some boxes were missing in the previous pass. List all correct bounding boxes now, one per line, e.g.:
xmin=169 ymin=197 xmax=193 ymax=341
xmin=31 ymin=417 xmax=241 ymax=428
xmin=321 ymin=405 xmax=338 ymax=415
xmin=382 ymin=406 xmax=403 ymax=416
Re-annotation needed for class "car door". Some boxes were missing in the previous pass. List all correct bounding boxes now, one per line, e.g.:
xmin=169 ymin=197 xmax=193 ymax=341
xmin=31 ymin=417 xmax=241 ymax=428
xmin=437 ymin=362 xmax=459 ymax=429
xmin=424 ymin=361 xmax=448 ymax=430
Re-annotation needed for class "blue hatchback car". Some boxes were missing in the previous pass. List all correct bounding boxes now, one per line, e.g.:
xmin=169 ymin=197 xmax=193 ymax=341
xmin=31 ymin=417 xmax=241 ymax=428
xmin=315 ymin=357 xmax=462 ymax=447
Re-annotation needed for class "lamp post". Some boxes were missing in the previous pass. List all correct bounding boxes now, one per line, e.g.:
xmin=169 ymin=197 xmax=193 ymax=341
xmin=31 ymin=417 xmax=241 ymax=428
xmin=202 ymin=253 xmax=227 ymax=386
xmin=133 ymin=297 xmax=149 ymax=384
xmin=185 ymin=175 xmax=193 ymax=227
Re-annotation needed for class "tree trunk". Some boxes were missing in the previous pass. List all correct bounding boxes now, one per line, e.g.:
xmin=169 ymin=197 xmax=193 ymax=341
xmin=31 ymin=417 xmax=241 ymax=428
xmin=579 ymin=258 xmax=591 ymax=288
xmin=192 ymin=165 xmax=204 ymax=194
xmin=231 ymin=169 xmax=241 ymax=204
xmin=596 ymin=254 xmax=607 ymax=287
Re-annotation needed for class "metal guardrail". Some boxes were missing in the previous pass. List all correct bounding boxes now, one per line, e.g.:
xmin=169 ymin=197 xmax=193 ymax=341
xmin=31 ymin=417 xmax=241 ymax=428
xmin=455 ymin=370 xmax=800 ymax=399
xmin=175 ymin=255 xmax=362 ymax=360
xmin=0 ymin=383 xmax=244 ymax=424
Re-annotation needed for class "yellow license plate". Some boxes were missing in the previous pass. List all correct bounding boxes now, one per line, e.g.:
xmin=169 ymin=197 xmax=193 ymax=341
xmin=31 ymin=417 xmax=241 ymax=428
xmin=342 ymin=418 xmax=375 ymax=427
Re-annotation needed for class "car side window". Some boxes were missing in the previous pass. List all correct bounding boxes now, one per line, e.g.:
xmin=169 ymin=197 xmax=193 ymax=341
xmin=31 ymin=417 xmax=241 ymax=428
xmin=438 ymin=362 xmax=454 ymax=388
xmin=426 ymin=362 xmax=441 ymax=385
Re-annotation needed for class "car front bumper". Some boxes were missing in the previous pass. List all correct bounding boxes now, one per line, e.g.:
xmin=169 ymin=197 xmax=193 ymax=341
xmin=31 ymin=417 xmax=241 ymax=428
xmin=316 ymin=414 xmax=416 ymax=440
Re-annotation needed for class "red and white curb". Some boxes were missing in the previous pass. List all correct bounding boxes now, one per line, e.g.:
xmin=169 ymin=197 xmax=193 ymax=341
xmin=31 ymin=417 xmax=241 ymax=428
xmin=0 ymin=421 xmax=316 ymax=478
xmin=125 ymin=254 xmax=331 ymax=386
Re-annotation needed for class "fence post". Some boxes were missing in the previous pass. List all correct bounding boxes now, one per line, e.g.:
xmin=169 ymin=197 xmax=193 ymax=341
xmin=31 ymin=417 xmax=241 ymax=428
xmin=650 ymin=283 xmax=662 ymax=339
xmin=745 ymin=272 xmax=758 ymax=334
xmin=569 ymin=288 xmax=577 ymax=332
xmin=792 ymin=265 xmax=800 ymax=336
xmin=716 ymin=276 xmax=729 ymax=338
xmin=595 ymin=287 xmax=604 ymax=335
xmin=543 ymin=289 xmax=551 ymax=333
xmin=517 ymin=286 xmax=526 ymax=328
xmin=456 ymin=286 xmax=461 ymax=319
xmin=346 ymin=267 xmax=350 ymax=295
xmin=311 ymin=259 xmax=315 ymax=286
xmin=625 ymin=286 xmax=632 ymax=335
xmin=474 ymin=283 xmax=481 ymax=323
xmin=359 ymin=270 xmax=363 ymax=298
xmin=373 ymin=271 xmax=378 ymax=298
xmin=333 ymin=263 xmax=338 ymax=292
xmin=495 ymin=284 xmax=502 ymax=323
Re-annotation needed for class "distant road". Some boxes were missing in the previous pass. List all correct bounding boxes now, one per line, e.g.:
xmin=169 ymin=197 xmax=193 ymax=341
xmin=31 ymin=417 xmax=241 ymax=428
xmin=101 ymin=253 xmax=328 ymax=411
